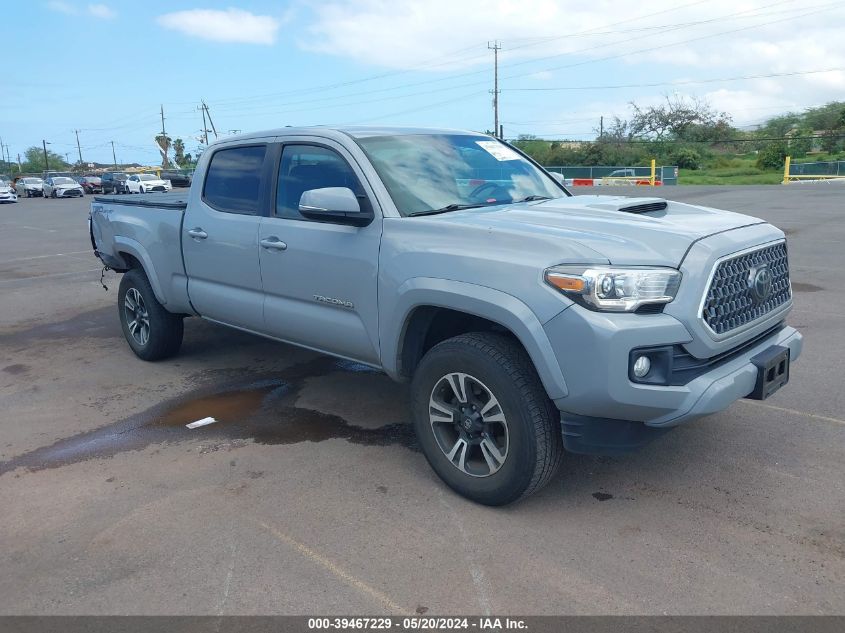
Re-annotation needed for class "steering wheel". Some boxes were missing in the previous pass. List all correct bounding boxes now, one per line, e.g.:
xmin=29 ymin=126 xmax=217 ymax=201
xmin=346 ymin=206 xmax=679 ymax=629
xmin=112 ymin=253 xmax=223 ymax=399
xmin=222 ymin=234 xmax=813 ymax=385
xmin=468 ymin=181 xmax=507 ymax=201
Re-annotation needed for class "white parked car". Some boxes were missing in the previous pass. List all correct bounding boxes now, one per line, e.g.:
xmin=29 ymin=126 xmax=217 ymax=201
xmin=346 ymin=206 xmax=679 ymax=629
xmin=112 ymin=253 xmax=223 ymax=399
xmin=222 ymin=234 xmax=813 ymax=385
xmin=43 ymin=176 xmax=84 ymax=199
xmin=0 ymin=179 xmax=18 ymax=203
xmin=126 ymin=173 xmax=172 ymax=193
xmin=15 ymin=177 xmax=44 ymax=197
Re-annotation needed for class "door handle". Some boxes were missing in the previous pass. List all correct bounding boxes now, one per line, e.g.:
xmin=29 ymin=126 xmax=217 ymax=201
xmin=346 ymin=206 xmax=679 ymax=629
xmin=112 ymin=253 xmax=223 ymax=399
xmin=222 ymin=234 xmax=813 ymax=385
xmin=187 ymin=228 xmax=208 ymax=240
xmin=260 ymin=237 xmax=287 ymax=251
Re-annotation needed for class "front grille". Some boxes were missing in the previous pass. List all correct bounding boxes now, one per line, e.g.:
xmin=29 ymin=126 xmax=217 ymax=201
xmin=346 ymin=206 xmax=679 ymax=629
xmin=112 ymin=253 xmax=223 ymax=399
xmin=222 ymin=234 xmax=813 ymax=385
xmin=702 ymin=242 xmax=791 ymax=335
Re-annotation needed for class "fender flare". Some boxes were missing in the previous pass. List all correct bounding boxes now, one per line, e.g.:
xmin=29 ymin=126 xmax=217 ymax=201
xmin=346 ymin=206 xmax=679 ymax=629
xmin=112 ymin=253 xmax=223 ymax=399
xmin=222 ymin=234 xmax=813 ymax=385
xmin=112 ymin=236 xmax=168 ymax=305
xmin=383 ymin=277 xmax=568 ymax=400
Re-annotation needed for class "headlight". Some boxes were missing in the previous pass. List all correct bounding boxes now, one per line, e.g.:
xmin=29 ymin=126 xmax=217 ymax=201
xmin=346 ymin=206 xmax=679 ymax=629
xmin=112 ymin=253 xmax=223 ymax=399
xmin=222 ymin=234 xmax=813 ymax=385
xmin=544 ymin=265 xmax=681 ymax=312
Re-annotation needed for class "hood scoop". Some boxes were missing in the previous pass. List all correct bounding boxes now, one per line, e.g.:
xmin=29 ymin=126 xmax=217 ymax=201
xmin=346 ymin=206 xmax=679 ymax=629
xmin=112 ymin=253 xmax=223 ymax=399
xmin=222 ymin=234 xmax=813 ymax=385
xmin=584 ymin=197 xmax=668 ymax=214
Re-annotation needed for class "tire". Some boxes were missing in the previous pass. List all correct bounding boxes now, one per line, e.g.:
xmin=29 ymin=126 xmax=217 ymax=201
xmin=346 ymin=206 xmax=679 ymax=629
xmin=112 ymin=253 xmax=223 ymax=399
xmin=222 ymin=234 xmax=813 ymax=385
xmin=411 ymin=332 xmax=563 ymax=506
xmin=117 ymin=268 xmax=184 ymax=361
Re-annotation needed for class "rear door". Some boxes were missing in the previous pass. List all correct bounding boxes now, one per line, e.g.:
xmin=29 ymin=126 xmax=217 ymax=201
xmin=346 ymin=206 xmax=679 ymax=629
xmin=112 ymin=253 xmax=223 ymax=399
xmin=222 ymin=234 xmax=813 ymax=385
xmin=258 ymin=138 xmax=383 ymax=364
xmin=182 ymin=142 xmax=272 ymax=331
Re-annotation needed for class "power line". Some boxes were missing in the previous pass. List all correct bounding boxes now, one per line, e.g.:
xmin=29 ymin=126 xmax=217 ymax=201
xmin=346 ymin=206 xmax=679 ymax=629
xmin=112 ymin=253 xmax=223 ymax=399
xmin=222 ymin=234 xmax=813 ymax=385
xmin=205 ymin=1 xmax=800 ymax=115
xmin=503 ymin=67 xmax=845 ymax=91
xmin=499 ymin=1 xmax=843 ymax=84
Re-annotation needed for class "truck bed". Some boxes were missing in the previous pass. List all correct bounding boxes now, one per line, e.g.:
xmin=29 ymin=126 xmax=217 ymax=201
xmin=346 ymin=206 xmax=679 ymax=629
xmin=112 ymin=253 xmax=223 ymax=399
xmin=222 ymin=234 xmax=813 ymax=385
xmin=90 ymin=193 xmax=194 ymax=314
xmin=92 ymin=192 xmax=188 ymax=210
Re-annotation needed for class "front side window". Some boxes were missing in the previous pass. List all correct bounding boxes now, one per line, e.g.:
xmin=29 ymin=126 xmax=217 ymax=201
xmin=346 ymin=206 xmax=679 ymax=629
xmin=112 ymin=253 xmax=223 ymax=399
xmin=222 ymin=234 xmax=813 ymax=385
xmin=203 ymin=145 xmax=266 ymax=214
xmin=276 ymin=145 xmax=364 ymax=220
xmin=355 ymin=134 xmax=565 ymax=216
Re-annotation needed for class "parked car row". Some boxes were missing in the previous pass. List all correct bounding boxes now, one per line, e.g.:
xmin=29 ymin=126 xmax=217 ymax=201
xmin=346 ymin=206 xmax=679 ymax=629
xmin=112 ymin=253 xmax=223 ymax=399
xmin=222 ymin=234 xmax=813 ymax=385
xmin=4 ymin=169 xmax=184 ymax=201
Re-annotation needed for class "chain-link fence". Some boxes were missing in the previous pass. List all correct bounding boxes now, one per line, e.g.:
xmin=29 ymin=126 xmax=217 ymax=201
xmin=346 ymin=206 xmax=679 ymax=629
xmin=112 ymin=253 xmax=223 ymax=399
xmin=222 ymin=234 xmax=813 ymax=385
xmin=545 ymin=165 xmax=678 ymax=185
xmin=783 ymin=158 xmax=845 ymax=183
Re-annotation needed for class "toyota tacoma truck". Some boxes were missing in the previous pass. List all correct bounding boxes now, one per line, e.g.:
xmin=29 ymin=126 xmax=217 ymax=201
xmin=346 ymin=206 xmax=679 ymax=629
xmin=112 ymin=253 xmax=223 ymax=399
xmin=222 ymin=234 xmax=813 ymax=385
xmin=89 ymin=126 xmax=802 ymax=505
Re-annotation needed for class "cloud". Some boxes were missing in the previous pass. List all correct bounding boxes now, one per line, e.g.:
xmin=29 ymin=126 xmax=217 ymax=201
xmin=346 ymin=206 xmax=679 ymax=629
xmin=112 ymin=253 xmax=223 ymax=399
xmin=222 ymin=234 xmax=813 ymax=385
xmin=301 ymin=0 xmax=845 ymax=117
xmin=88 ymin=4 xmax=116 ymax=19
xmin=46 ymin=1 xmax=76 ymax=14
xmin=157 ymin=8 xmax=281 ymax=45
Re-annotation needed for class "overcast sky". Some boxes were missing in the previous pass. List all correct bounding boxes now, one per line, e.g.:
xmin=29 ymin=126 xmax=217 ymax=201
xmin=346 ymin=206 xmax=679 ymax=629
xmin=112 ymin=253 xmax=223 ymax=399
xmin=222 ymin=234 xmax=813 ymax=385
xmin=4 ymin=0 xmax=844 ymax=165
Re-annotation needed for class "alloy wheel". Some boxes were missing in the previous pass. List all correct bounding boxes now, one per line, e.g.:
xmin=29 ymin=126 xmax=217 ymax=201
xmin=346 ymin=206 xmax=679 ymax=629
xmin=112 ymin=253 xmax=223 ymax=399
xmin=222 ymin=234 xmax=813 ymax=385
xmin=428 ymin=372 xmax=509 ymax=477
xmin=123 ymin=287 xmax=150 ymax=346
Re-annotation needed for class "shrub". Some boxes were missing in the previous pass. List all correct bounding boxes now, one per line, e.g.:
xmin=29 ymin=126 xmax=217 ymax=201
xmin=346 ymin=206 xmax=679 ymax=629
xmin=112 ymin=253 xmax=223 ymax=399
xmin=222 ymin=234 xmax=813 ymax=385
xmin=756 ymin=142 xmax=788 ymax=170
xmin=669 ymin=147 xmax=702 ymax=169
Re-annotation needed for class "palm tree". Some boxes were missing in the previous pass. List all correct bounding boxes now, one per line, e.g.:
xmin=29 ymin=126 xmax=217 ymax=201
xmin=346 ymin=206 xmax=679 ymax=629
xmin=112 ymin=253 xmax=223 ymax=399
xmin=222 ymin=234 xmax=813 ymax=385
xmin=155 ymin=134 xmax=172 ymax=168
xmin=173 ymin=138 xmax=185 ymax=167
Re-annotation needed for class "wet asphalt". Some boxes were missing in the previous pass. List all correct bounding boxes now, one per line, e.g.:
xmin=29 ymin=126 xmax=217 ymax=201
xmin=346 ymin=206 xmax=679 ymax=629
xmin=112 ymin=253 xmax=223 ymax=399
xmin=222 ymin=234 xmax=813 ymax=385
xmin=0 ymin=186 xmax=843 ymax=615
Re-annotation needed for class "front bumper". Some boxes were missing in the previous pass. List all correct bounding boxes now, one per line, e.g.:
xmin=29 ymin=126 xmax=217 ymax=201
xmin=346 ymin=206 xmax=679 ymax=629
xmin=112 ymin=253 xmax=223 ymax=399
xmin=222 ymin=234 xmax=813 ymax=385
xmin=544 ymin=305 xmax=803 ymax=429
xmin=56 ymin=189 xmax=83 ymax=197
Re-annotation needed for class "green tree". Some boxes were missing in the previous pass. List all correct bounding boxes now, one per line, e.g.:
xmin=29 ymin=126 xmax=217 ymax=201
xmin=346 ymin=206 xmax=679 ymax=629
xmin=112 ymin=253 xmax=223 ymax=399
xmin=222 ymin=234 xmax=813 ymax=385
xmin=173 ymin=138 xmax=186 ymax=166
xmin=788 ymin=130 xmax=813 ymax=158
xmin=21 ymin=146 xmax=69 ymax=172
xmin=155 ymin=134 xmax=173 ymax=168
xmin=756 ymin=142 xmax=788 ymax=170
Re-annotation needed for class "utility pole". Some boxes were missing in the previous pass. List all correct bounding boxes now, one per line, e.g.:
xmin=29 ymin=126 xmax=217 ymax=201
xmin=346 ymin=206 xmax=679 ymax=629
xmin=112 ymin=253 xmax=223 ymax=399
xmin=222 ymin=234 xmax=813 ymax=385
xmin=160 ymin=104 xmax=169 ymax=168
xmin=199 ymin=104 xmax=209 ymax=146
xmin=488 ymin=41 xmax=501 ymax=138
xmin=203 ymin=101 xmax=218 ymax=140
xmin=74 ymin=130 xmax=83 ymax=165
xmin=42 ymin=140 xmax=50 ymax=170
xmin=111 ymin=141 xmax=117 ymax=169
xmin=600 ymin=116 xmax=604 ymax=138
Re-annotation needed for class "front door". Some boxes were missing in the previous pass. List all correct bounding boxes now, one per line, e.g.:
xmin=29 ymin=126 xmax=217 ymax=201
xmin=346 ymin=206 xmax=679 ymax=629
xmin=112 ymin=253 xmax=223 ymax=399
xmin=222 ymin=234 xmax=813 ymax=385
xmin=182 ymin=143 xmax=270 ymax=331
xmin=258 ymin=140 xmax=382 ymax=364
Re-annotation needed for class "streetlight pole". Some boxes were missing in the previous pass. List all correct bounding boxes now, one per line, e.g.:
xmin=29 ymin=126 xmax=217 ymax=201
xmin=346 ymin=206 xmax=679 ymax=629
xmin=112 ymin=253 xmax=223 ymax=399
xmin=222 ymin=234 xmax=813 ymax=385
xmin=42 ymin=140 xmax=51 ymax=170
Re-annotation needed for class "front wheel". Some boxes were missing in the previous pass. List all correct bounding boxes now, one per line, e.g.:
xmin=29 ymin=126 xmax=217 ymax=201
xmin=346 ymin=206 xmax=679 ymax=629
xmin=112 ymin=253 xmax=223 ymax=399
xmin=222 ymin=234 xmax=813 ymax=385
xmin=118 ymin=268 xmax=184 ymax=361
xmin=411 ymin=332 xmax=563 ymax=506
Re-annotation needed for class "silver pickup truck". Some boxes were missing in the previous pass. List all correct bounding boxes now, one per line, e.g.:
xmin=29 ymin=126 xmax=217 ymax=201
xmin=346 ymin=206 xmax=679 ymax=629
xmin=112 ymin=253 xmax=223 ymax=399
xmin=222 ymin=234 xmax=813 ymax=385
xmin=90 ymin=126 xmax=802 ymax=505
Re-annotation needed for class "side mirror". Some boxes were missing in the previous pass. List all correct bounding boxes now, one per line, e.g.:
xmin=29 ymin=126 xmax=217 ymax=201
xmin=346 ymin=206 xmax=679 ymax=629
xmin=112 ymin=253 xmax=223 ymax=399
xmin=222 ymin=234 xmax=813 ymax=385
xmin=299 ymin=187 xmax=373 ymax=227
xmin=549 ymin=172 xmax=566 ymax=186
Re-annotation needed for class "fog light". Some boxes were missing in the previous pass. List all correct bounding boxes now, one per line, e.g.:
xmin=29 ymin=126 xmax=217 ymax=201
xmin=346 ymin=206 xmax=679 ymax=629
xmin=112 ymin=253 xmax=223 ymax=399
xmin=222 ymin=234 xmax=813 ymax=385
xmin=632 ymin=355 xmax=651 ymax=378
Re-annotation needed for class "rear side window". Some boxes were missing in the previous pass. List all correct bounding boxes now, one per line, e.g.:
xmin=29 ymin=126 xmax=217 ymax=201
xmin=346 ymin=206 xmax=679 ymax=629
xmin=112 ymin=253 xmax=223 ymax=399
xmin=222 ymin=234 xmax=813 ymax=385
xmin=203 ymin=145 xmax=266 ymax=215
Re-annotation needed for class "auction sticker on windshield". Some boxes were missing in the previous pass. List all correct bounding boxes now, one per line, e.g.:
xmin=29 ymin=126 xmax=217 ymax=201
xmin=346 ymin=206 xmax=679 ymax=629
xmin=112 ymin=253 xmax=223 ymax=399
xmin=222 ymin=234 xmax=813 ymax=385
xmin=475 ymin=140 xmax=521 ymax=161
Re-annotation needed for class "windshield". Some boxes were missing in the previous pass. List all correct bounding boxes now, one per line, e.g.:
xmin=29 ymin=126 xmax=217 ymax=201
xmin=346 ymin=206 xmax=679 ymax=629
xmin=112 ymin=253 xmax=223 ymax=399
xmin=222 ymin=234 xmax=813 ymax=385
xmin=53 ymin=177 xmax=75 ymax=185
xmin=25 ymin=178 xmax=43 ymax=184
xmin=139 ymin=174 xmax=156 ymax=181
xmin=354 ymin=134 xmax=566 ymax=216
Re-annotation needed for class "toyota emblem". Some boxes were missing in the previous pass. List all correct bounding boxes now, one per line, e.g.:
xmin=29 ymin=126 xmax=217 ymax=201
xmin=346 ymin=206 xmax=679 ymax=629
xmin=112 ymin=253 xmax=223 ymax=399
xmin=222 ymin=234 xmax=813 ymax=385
xmin=748 ymin=265 xmax=773 ymax=303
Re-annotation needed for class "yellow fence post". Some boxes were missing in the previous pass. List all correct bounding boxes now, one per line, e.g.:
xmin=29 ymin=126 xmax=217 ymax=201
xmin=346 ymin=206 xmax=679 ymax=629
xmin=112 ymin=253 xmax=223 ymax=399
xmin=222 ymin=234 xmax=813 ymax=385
xmin=650 ymin=159 xmax=656 ymax=186
xmin=782 ymin=155 xmax=791 ymax=185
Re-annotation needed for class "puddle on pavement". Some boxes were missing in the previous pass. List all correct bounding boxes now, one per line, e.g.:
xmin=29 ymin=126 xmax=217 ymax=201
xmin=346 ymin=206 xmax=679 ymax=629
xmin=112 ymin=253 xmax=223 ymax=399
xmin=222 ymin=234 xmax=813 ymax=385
xmin=0 ymin=357 xmax=416 ymax=477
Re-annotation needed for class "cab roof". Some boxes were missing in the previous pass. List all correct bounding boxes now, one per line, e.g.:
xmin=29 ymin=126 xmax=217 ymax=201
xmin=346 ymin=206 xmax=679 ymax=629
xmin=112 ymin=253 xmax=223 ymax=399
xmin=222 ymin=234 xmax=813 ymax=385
xmin=213 ymin=125 xmax=486 ymax=145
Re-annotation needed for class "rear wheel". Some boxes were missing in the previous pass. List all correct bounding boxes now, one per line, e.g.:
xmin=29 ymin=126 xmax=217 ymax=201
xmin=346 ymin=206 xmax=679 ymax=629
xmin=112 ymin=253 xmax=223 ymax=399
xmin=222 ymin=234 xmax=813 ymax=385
xmin=411 ymin=332 xmax=563 ymax=506
xmin=118 ymin=268 xmax=184 ymax=361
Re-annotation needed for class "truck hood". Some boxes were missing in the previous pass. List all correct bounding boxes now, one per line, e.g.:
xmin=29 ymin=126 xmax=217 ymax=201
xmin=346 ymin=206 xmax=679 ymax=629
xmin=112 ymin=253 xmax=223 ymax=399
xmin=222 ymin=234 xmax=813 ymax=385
xmin=432 ymin=195 xmax=768 ymax=267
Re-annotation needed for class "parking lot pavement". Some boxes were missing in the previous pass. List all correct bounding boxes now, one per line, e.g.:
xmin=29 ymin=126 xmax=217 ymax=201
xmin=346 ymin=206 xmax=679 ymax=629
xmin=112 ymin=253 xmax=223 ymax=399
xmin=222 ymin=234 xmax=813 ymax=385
xmin=0 ymin=188 xmax=843 ymax=615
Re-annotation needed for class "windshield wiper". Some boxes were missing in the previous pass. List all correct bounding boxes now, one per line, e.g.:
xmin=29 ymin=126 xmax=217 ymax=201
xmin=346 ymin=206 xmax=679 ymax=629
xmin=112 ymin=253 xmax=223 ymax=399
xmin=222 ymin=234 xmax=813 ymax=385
xmin=407 ymin=203 xmax=485 ymax=217
xmin=514 ymin=195 xmax=553 ymax=203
